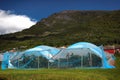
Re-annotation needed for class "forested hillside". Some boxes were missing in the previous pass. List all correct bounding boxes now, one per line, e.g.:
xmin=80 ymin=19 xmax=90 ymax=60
xmin=0 ymin=10 xmax=120 ymax=51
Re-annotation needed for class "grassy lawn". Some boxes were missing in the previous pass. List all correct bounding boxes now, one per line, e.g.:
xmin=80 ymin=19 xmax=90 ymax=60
xmin=0 ymin=55 xmax=120 ymax=80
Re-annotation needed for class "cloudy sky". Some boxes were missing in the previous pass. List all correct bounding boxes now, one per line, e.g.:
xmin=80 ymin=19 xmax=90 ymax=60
xmin=0 ymin=10 xmax=36 ymax=34
xmin=0 ymin=0 xmax=120 ymax=35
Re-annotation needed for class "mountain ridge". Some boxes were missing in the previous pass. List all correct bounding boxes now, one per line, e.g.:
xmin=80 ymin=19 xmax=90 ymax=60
xmin=0 ymin=10 xmax=120 ymax=51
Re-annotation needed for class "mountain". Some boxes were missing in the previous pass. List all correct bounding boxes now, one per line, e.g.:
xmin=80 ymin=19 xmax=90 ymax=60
xmin=0 ymin=10 xmax=120 ymax=51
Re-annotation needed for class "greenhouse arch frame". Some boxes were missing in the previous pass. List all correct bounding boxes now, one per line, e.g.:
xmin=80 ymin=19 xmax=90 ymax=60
xmin=1 ymin=42 xmax=115 ymax=70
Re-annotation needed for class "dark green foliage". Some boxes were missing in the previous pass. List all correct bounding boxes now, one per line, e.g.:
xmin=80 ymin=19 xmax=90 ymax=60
xmin=11 ymin=55 xmax=48 ymax=68
xmin=49 ymin=53 xmax=102 ymax=68
xmin=0 ymin=10 xmax=120 ymax=51
xmin=92 ymin=54 xmax=102 ymax=67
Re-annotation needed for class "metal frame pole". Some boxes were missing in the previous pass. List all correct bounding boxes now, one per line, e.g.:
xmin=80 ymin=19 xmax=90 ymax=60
xmin=38 ymin=56 xmax=39 ymax=69
xmin=81 ymin=55 xmax=83 ymax=67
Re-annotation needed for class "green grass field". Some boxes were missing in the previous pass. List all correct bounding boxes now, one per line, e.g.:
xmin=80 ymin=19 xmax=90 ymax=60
xmin=0 ymin=55 xmax=120 ymax=80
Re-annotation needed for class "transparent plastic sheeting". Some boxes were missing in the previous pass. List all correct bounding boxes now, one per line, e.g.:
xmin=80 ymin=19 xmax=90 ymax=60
xmin=67 ymin=42 xmax=115 ymax=68
xmin=1 ymin=45 xmax=60 ymax=69
xmin=50 ymin=48 xmax=103 ymax=68
xmin=1 ymin=42 xmax=115 ymax=70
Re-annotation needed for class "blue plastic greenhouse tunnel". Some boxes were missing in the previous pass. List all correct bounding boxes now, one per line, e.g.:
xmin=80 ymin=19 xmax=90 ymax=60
xmin=1 ymin=42 xmax=115 ymax=70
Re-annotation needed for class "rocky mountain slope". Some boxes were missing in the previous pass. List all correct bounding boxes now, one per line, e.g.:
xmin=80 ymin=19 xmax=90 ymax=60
xmin=0 ymin=10 xmax=120 ymax=51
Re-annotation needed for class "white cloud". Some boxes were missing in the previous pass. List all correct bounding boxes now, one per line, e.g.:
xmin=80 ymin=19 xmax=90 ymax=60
xmin=0 ymin=10 xmax=37 ymax=35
